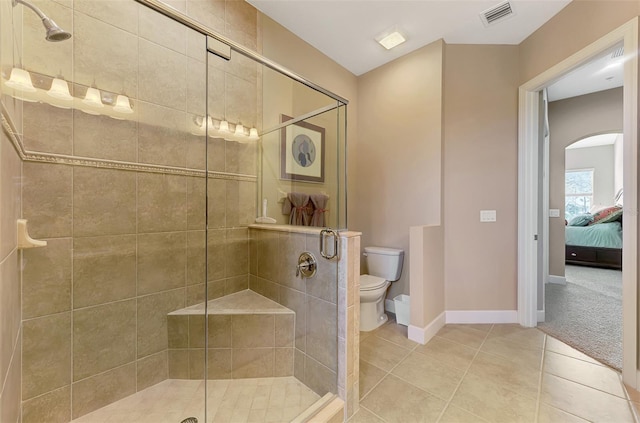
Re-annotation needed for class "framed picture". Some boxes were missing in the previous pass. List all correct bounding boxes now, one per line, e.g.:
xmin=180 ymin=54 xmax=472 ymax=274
xmin=280 ymin=115 xmax=325 ymax=183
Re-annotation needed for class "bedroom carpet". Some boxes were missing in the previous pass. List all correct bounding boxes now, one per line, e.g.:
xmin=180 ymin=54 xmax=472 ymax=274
xmin=538 ymin=265 xmax=622 ymax=370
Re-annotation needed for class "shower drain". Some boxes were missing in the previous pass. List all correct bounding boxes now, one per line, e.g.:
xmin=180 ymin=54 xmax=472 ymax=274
xmin=180 ymin=418 xmax=198 ymax=423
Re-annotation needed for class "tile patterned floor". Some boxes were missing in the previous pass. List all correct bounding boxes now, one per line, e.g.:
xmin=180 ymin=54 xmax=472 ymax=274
xmin=71 ymin=377 xmax=319 ymax=423
xmin=352 ymin=316 xmax=639 ymax=423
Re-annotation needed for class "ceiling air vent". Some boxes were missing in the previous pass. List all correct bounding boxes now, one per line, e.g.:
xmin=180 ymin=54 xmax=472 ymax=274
xmin=480 ymin=1 xmax=515 ymax=27
xmin=611 ymin=46 xmax=624 ymax=59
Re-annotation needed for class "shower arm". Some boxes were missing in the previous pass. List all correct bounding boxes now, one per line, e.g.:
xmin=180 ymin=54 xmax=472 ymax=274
xmin=12 ymin=0 xmax=49 ymax=21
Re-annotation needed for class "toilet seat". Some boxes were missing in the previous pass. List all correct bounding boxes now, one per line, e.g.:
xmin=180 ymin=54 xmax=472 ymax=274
xmin=360 ymin=274 xmax=388 ymax=291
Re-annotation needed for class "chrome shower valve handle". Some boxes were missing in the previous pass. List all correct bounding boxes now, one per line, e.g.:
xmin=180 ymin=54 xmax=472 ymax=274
xmin=296 ymin=252 xmax=317 ymax=278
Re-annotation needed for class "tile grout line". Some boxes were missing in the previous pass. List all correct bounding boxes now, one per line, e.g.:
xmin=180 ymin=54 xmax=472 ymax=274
xmin=433 ymin=325 xmax=494 ymax=423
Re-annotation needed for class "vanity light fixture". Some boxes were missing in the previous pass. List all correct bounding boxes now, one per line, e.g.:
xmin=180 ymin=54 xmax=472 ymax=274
xmin=376 ymin=27 xmax=406 ymax=50
xmin=5 ymin=67 xmax=37 ymax=92
xmin=234 ymin=123 xmax=245 ymax=136
xmin=113 ymin=94 xmax=134 ymax=114
xmin=249 ymin=127 xmax=259 ymax=139
xmin=82 ymin=87 xmax=104 ymax=108
xmin=47 ymin=77 xmax=73 ymax=101
xmin=219 ymin=120 xmax=230 ymax=132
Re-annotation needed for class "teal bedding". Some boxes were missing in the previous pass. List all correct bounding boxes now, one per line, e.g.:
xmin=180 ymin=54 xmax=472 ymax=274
xmin=565 ymin=221 xmax=622 ymax=249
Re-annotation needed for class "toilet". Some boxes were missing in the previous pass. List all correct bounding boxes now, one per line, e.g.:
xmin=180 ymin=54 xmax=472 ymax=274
xmin=359 ymin=246 xmax=404 ymax=332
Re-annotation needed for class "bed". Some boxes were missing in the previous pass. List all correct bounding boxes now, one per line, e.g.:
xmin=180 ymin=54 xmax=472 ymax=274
xmin=565 ymin=211 xmax=622 ymax=270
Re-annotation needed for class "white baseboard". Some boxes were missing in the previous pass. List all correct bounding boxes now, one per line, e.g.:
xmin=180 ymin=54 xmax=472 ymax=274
xmin=385 ymin=299 xmax=395 ymax=314
xmin=445 ymin=310 xmax=518 ymax=324
xmin=548 ymin=275 xmax=567 ymax=285
xmin=537 ymin=310 xmax=545 ymax=323
xmin=408 ymin=312 xmax=445 ymax=344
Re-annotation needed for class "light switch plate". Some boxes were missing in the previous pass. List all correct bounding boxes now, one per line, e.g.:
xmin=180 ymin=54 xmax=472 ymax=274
xmin=480 ymin=210 xmax=497 ymax=222
xmin=549 ymin=209 xmax=560 ymax=218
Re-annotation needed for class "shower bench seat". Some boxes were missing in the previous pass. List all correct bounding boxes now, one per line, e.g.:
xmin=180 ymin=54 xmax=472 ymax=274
xmin=167 ymin=289 xmax=295 ymax=380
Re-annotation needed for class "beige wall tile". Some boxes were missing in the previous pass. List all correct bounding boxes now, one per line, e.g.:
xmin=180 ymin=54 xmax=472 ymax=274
xmin=224 ymin=275 xmax=248 ymax=295
xmin=185 ymin=129 xmax=206 ymax=171
xmin=208 ymin=348 xmax=232 ymax=379
xmin=208 ymin=315 xmax=232 ymax=348
xmin=186 ymin=283 xmax=205 ymax=306
xmin=186 ymin=59 xmax=225 ymax=118
xmin=137 ymin=351 xmax=168 ymax=391
xmin=137 ymin=232 xmax=187 ymax=295
xmin=0 ymin=132 xmax=21 ymax=260
xmin=0 ymin=332 xmax=20 ymax=423
xmin=304 ymin=355 xmax=337 ymax=396
xmin=207 ymin=138 xmax=226 ymax=173
xmin=73 ymin=299 xmax=136 ymax=381
xmin=137 ymin=288 xmax=185 ymax=358
xmin=22 ymin=102 xmax=72 ymax=154
xmin=306 ymin=234 xmax=338 ymax=304
xmin=73 ymin=167 xmax=136 ymax=237
xmin=22 ymin=0 xmax=72 ymax=78
xmin=168 ymin=349 xmax=189 ymax=379
xmin=207 ymin=178 xmax=226 ymax=228
xmin=254 ymin=230 xmax=278 ymax=282
xmin=22 ymin=238 xmax=71 ymax=319
xmin=237 ymin=142 xmax=257 ymax=176
xmin=275 ymin=314 xmax=294 ymax=348
xmin=187 ymin=178 xmax=206 ymax=230
xmin=72 ymin=363 xmax=136 ymax=419
xmin=188 ymin=315 xmax=205 ymax=348
xmin=138 ymin=39 xmax=186 ymax=110
xmin=232 ymin=314 xmax=274 ymax=348
xmin=278 ymin=232 xmax=306 ymax=292
xmin=294 ymin=348 xmax=305 ymax=382
xmin=225 ymin=180 xmax=240 ymax=228
xmin=73 ymin=11 xmax=138 ymax=96
xmin=207 ymin=280 xmax=225 ymax=300
xmin=185 ymin=0 xmax=225 ymax=34
xmin=232 ymin=348 xmax=274 ymax=378
xmin=225 ymin=0 xmax=257 ymax=38
xmin=250 ymin=277 xmax=280 ymax=303
xmin=73 ymin=235 xmax=136 ymax=308
xmin=139 ymin=4 xmax=186 ymax=54
xmin=207 ymin=229 xmax=226 ymax=281
xmin=137 ymin=173 xmax=187 ymax=233
xmin=22 ymin=385 xmax=70 ymax=423
xmin=238 ymin=181 xmax=256 ymax=226
xmin=23 ymin=162 xmax=72 ymax=239
xmin=168 ymin=315 xmax=189 ymax=349
xmin=187 ymin=230 xmax=205 ymax=286
xmin=188 ymin=349 xmax=205 ymax=379
xmin=186 ymin=29 xmax=206 ymax=63
xmin=73 ymin=110 xmax=138 ymax=161
xmin=74 ymin=0 xmax=138 ymax=34
xmin=138 ymin=102 xmax=187 ymax=168
xmin=225 ymin=73 xmax=257 ymax=128
xmin=307 ymin=296 xmax=337 ymax=372
xmin=225 ymin=140 xmax=239 ymax=174
xmin=280 ymin=286 xmax=306 ymax=352
xmin=275 ymin=348 xmax=293 ymax=377
xmin=0 ymin=252 xmax=20 ymax=388
xmin=225 ymin=228 xmax=248 ymax=277
xmin=22 ymin=313 xmax=71 ymax=400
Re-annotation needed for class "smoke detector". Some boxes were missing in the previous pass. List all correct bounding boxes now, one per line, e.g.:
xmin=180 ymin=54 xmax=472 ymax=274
xmin=480 ymin=1 xmax=516 ymax=27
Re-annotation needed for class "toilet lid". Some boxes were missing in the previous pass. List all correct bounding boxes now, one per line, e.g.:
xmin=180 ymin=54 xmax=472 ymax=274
xmin=360 ymin=274 xmax=388 ymax=291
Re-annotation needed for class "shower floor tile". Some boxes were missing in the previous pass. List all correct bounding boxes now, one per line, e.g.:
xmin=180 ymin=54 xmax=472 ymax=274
xmin=70 ymin=377 xmax=320 ymax=423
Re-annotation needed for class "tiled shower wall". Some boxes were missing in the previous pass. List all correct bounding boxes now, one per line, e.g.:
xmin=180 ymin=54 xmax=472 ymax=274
xmin=14 ymin=0 xmax=259 ymax=421
xmin=0 ymin=0 xmax=23 ymax=422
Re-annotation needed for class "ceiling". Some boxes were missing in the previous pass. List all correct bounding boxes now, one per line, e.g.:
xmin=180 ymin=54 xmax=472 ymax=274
xmin=248 ymin=0 xmax=572 ymax=76
xmin=565 ymin=133 xmax=621 ymax=149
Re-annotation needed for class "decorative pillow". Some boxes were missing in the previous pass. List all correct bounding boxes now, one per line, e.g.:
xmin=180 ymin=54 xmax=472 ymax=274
xmin=568 ymin=214 xmax=594 ymax=227
xmin=589 ymin=206 xmax=623 ymax=225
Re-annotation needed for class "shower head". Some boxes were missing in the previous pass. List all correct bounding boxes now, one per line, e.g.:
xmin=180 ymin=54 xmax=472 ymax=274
xmin=13 ymin=0 xmax=71 ymax=42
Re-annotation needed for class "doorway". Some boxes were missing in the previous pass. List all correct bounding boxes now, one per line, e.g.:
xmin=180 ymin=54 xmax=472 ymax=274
xmin=517 ymin=18 xmax=638 ymax=386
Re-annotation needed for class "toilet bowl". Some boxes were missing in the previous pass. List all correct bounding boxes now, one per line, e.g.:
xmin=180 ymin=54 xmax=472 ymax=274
xmin=359 ymin=247 xmax=404 ymax=332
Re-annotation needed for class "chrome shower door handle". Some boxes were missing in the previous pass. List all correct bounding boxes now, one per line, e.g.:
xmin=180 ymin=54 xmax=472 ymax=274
xmin=319 ymin=228 xmax=339 ymax=260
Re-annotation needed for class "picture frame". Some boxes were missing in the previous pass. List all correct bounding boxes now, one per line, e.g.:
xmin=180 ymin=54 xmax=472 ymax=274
xmin=280 ymin=114 xmax=325 ymax=183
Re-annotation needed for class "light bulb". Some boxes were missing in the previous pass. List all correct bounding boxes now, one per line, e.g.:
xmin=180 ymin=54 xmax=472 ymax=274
xmin=47 ymin=78 xmax=73 ymax=101
xmin=5 ymin=68 xmax=36 ymax=92
xmin=219 ymin=120 xmax=229 ymax=132
xmin=249 ymin=127 xmax=259 ymax=139
xmin=234 ymin=123 xmax=245 ymax=136
xmin=82 ymin=87 xmax=103 ymax=108
xmin=113 ymin=94 xmax=134 ymax=114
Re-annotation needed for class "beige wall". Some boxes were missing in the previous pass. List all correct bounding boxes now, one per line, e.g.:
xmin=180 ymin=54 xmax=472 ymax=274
xmin=356 ymin=40 xmax=444 ymax=300
xmin=519 ymin=1 xmax=640 ymax=84
xmin=443 ymin=44 xmax=519 ymax=311
xmin=410 ymin=226 xmax=444 ymax=328
xmin=547 ymin=88 xmax=623 ymax=276
xmin=566 ymin=144 xmax=615 ymax=207
xmin=260 ymin=15 xmax=358 ymax=230
xmin=0 ymin=0 xmax=22 ymax=421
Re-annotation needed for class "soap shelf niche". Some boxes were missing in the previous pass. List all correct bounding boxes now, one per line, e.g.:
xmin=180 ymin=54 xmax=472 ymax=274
xmin=17 ymin=219 xmax=47 ymax=249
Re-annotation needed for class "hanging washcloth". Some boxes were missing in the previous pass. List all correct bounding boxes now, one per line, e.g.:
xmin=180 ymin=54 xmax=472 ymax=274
xmin=310 ymin=194 xmax=329 ymax=227
xmin=282 ymin=192 xmax=312 ymax=226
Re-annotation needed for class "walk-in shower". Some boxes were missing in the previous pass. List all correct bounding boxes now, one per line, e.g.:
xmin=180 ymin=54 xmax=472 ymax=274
xmin=0 ymin=0 xmax=357 ymax=422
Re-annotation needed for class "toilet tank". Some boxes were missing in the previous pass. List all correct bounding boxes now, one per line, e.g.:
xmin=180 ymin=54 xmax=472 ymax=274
xmin=364 ymin=246 xmax=404 ymax=281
